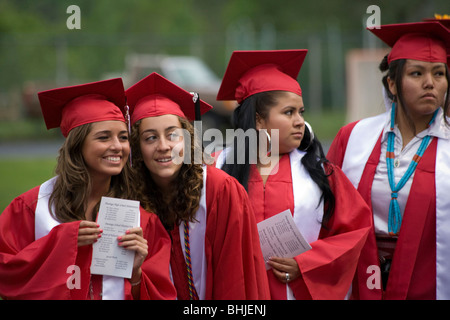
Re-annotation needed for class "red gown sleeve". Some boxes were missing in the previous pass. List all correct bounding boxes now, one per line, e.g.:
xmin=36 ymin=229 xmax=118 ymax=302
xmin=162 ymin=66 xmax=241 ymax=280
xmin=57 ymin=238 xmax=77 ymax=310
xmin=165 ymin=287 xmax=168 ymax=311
xmin=0 ymin=187 xmax=88 ymax=300
xmin=204 ymin=166 xmax=271 ymax=300
xmin=289 ymin=163 xmax=372 ymax=299
xmin=124 ymin=208 xmax=176 ymax=300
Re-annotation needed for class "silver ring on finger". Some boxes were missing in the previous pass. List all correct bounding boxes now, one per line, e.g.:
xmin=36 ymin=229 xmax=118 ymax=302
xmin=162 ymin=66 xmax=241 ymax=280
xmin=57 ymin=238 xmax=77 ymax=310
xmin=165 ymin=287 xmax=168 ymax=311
xmin=285 ymin=273 xmax=290 ymax=282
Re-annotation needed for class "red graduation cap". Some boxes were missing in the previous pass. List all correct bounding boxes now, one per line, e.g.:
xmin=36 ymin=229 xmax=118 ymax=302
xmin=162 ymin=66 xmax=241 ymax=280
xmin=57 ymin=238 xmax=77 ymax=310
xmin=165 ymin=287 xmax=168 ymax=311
xmin=216 ymin=50 xmax=308 ymax=104
xmin=367 ymin=21 xmax=450 ymax=64
xmin=423 ymin=15 xmax=450 ymax=29
xmin=424 ymin=17 xmax=450 ymax=68
xmin=38 ymin=78 xmax=126 ymax=137
xmin=125 ymin=72 xmax=212 ymax=125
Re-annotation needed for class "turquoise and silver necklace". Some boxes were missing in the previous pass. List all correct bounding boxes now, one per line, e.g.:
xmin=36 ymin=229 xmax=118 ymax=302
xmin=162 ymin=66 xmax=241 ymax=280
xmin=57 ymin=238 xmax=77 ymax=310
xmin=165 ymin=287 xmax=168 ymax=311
xmin=386 ymin=103 xmax=438 ymax=235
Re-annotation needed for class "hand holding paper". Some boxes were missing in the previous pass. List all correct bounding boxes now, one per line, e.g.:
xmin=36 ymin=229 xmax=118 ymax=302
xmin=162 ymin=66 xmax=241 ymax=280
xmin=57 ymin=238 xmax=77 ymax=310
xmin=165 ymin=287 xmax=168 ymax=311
xmin=91 ymin=197 xmax=141 ymax=279
xmin=257 ymin=209 xmax=312 ymax=270
xmin=77 ymin=220 xmax=102 ymax=247
xmin=267 ymin=256 xmax=301 ymax=283
xmin=117 ymin=226 xmax=148 ymax=277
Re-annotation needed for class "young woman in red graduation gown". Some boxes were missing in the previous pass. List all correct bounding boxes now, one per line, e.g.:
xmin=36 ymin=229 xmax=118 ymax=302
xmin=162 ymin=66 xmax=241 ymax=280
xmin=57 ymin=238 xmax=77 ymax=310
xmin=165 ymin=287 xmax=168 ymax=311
xmin=126 ymin=72 xmax=270 ymax=300
xmin=215 ymin=50 xmax=372 ymax=300
xmin=0 ymin=78 xmax=176 ymax=300
xmin=327 ymin=22 xmax=450 ymax=299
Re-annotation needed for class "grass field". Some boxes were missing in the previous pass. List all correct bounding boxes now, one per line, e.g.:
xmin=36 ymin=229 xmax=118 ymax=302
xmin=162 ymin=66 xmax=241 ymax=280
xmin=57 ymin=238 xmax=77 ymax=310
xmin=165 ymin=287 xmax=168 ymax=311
xmin=0 ymin=158 xmax=56 ymax=212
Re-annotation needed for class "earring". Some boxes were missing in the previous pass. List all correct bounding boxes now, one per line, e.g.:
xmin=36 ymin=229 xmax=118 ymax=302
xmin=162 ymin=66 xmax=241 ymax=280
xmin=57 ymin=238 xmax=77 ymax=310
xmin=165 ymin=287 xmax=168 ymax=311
xmin=300 ymin=121 xmax=314 ymax=151
xmin=259 ymin=129 xmax=271 ymax=155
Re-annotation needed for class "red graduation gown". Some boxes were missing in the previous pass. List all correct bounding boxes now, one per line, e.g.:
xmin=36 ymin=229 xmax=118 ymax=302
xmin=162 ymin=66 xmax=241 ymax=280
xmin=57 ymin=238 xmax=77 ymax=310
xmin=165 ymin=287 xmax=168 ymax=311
xmin=327 ymin=121 xmax=438 ymax=299
xmin=0 ymin=184 xmax=176 ymax=300
xmin=247 ymin=154 xmax=372 ymax=300
xmin=170 ymin=165 xmax=270 ymax=300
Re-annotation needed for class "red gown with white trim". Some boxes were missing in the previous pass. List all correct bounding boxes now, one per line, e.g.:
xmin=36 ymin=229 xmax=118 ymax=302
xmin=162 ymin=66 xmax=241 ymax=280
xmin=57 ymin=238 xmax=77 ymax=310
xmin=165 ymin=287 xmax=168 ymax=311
xmin=327 ymin=120 xmax=445 ymax=299
xmin=169 ymin=165 xmax=271 ymax=300
xmin=247 ymin=153 xmax=372 ymax=300
xmin=0 ymin=184 xmax=177 ymax=300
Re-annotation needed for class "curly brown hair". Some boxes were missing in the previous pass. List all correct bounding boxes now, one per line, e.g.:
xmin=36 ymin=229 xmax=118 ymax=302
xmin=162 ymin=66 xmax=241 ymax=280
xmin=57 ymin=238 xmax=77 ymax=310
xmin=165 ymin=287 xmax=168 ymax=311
xmin=49 ymin=123 xmax=133 ymax=223
xmin=130 ymin=116 xmax=204 ymax=230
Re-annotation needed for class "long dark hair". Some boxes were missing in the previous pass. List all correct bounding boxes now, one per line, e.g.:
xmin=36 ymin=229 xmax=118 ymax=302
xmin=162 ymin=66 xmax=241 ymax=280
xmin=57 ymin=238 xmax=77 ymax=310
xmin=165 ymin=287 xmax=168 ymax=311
xmin=221 ymin=91 xmax=335 ymax=227
xmin=379 ymin=55 xmax=450 ymax=133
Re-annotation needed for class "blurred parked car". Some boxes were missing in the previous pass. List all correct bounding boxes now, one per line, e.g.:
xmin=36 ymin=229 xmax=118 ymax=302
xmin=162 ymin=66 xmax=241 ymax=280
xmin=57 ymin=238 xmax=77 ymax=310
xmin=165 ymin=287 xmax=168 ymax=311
xmin=120 ymin=54 xmax=237 ymax=131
